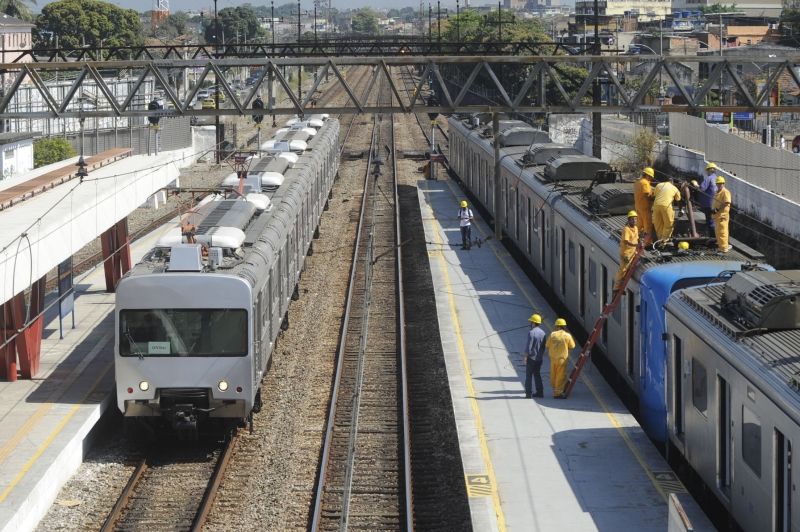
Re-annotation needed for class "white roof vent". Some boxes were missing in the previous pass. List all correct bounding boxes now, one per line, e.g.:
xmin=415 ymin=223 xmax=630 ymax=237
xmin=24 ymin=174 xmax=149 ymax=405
xmin=168 ymin=244 xmax=204 ymax=271
xmin=155 ymin=227 xmax=183 ymax=248
xmin=246 ymin=193 xmax=271 ymax=211
xmin=261 ymin=171 xmax=285 ymax=187
xmin=288 ymin=140 xmax=308 ymax=152
xmin=261 ymin=140 xmax=291 ymax=153
xmin=278 ymin=152 xmax=299 ymax=166
xmin=195 ymin=227 xmax=246 ymax=249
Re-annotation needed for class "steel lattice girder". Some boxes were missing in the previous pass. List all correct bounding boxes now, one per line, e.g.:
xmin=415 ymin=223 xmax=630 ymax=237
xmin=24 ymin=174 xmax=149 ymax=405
xmin=1 ymin=54 xmax=799 ymax=118
xmin=9 ymin=41 xmax=588 ymax=62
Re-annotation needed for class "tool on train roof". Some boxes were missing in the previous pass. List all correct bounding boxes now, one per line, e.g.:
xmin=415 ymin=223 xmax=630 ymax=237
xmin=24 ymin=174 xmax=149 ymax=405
xmin=563 ymin=243 xmax=645 ymax=398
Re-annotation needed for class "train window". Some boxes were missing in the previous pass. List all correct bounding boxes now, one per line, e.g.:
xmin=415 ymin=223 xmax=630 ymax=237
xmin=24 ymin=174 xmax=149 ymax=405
xmin=692 ymin=358 xmax=708 ymax=417
xmin=742 ymin=405 xmax=762 ymax=477
xmin=515 ymin=188 xmax=520 ymax=240
xmin=588 ymin=259 xmax=597 ymax=296
xmin=568 ymin=240 xmax=575 ymax=275
xmin=560 ymin=229 xmax=566 ymax=295
xmin=774 ymin=429 xmax=792 ymax=532
xmin=540 ymin=210 xmax=546 ymax=271
xmin=601 ymin=265 xmax=608 ymax=345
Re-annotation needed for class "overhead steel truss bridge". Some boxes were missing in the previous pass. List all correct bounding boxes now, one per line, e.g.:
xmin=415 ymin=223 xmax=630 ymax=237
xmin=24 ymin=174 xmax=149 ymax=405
xmin=0 ymin=54 xmax=799 ymax=119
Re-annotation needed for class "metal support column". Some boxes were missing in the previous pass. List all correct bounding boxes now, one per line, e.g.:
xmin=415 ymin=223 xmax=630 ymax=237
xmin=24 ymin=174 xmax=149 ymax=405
xmin=493 ymin=113 xmax=502 ymax=240
xmin=591 ymin=0 xmax=602 ymax=159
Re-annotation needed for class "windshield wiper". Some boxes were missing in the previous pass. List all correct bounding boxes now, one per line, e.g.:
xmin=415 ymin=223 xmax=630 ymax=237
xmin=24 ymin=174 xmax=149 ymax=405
xmin=125 ymin=329 xmax=145 ymax=360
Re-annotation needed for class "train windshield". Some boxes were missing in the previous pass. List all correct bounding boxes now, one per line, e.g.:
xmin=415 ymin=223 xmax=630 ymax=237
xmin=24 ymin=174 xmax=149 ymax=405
xmin=119 ymin=309 xmax=248 ymax=357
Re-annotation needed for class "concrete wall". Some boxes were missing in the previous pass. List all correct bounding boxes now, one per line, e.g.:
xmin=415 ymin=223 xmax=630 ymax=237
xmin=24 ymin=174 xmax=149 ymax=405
xmin=669 ymin=112 xmax=800 ymax=204
xmin=576 ymin=116 xmax=666 ymax=170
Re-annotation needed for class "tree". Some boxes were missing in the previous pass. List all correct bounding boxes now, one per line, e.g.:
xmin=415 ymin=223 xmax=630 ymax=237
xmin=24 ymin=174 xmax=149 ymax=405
xmin=35 ymin=0 xmax=144 ymax=48
xmin=204 ymin=5 xmax=265 ymax=45
xmin=0 ymin=0 xmax=36 ymax=21
xmin=351 ymin=9 xmax=379 ymax=35
xmin=699 ymin=3 xmax=737 ymax=13
xmin=34 ymin=138 xmax=76 ymax=168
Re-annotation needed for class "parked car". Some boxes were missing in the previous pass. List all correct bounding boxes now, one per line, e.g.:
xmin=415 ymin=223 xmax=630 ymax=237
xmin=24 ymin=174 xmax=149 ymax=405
xmin=202 ymin=98 xmax=216 ymax=110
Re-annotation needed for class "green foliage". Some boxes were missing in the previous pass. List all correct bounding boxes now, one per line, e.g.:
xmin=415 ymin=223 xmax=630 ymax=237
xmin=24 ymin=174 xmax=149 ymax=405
xmin=34 ymin=138 xmax=76 ymax=168
xmin=204 ymin=5 xmax=265 ymax=44
xmin=351 ymin=8 xmax=379 ymax=35
xmin=0 ymin=0 xmax=36 ymax=21
xmin=35 ymin=0 xmax=144 ymax=48
xmin=440 ymin=11 xmax=586 ymax=106
xmin=612 ymin=129 xmax=658 ymax=172
xmin=699 ymin=3 xmax=737 ymax=13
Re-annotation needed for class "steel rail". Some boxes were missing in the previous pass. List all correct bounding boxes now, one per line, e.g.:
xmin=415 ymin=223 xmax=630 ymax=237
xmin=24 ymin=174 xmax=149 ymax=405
xmin=99 ymin=458 xmax=148 ymax=532
xmin=191 ymin=435 xmax=239 ymax=531
xmin=309 ymin=104 xmax=379 ymax=531
xmin=392 ymin=89 xmax=415 ymax=532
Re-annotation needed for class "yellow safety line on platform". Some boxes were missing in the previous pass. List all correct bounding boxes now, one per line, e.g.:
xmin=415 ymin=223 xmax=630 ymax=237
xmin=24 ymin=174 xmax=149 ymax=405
xmin=429 ymin=213 xmax=507 ymax=532
xmin=0 ymin=360 xmax=113 ymax=505
xmin=0 ymin=331 xmax=112 ymax=467
xmin=440 ymin=178 xmax=669 ymax=503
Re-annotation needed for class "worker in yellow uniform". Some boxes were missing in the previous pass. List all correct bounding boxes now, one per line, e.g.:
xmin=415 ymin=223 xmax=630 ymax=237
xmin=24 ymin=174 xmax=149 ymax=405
xmin=712 ymin=176 xmax=732 ymax=252
xmin=546 ymin=318 xmax=576 ymax=399
xmin=652 ymin=177 xmax=681 ymax=241
xmin=634 ymin=168 xmax=655 ymax=243
xmin=614 ymin=211 xmax=640 ymax=293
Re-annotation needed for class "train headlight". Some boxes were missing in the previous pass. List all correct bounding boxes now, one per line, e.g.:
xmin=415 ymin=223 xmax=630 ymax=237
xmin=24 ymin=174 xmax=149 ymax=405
xmin=138 ymin=381 xmax=150 ymax=392
xmin=218 ymin=380 xmax=229 ymax=392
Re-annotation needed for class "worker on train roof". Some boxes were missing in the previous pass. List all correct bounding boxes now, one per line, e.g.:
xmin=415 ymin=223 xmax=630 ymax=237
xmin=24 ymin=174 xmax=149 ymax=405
xmin=634 ymin=168 xmax=655 ymax=245
xmin=613 ymin=210 xmax=640 ymax=294
xmin=652 ymin=176 xmax=681 ymax=242
xmin=712 ymin=175 xmax=732 ymax=253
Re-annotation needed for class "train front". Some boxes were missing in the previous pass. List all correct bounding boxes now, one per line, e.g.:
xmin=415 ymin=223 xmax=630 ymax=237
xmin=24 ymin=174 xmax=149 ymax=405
xmin=115 ymin=272 xmax=253 ymax=436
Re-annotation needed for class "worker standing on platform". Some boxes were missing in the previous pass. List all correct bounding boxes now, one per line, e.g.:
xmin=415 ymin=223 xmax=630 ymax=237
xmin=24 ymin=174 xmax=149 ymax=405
xmin=634 ymin=168 xmax=655 ymax=243
xmin=691 ymin=163 xmax=718 ymax=237
xmin=523 ymin=314 xmax=546 ymax=399
xmin=652 ymin=177 xmax=681 ymax=242
xmin=546 ymin=318 xmax=575 ymax=399
xmin=458 ymin=200 xmax=474 ymax=250
xmin=712 ymin=176 xmax=732 ymax=252
xmin=613 ymin=211 xmax=640 ymax=293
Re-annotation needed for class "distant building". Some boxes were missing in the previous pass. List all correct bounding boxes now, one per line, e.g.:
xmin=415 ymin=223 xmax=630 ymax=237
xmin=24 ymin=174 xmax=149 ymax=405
xmin=0 ymin=132 xmax=34 ymax=179
xmin=0 ymin=14 xmax=33 ymax=64
xmin=504 ymin=0 xmax=528 ymax=9
xmin=575 ymin=0 xmax=671 ymax=22
xmin=675 ymin=0 xmax=781 ymax=18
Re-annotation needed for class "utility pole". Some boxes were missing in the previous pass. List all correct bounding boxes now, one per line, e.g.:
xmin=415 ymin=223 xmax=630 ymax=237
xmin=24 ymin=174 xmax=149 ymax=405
xmin=214 ymin=0 xmax=221 ymax=164
xmin=456 ymin=0 xmax=460 ymax=42
xmin=298 ymin=0 xmax=302 ymax=102
xmin=428 ymin=4 xmax=432 ymax=42
xmin=437 ymin=0 xmax=441 ymax=42
xmin=498 ymin=2 xmax=502 ymax=41
xmin=591 ymin=0 xmax=601 ymax=159
xmin=493 ymin=113 xmax=502 ymax=240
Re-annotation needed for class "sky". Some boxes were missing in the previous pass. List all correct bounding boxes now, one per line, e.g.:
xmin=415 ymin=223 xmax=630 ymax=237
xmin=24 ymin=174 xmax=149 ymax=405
xmin=35 ymin=0 xmax=504 ymax=11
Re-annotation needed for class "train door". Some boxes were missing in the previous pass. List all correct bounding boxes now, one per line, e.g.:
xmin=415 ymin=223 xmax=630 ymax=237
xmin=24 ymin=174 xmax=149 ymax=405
xmin=774 ymin=429 xmax=792 ymax=532
xmin=601 ymin=265 xmax=608 ymax=345
xmin=526 ymin=197 xmax=531 ymax=255
xmin=717 ymin=374 xmax=732 ymax=499
xmin=540 ymin=209 xmax=546 ymax=272
xmin=626 ymin=289 xmax=634 ymax=378
xmin=255 ymin=292 xmax=264 ymax=372
xmin=579 ymin=244 xmax=586 ymax=317
xmin=672 ymin=335 xmax=684 ymax=442
xmin=559 ymin=228 xmax=566 ymax=296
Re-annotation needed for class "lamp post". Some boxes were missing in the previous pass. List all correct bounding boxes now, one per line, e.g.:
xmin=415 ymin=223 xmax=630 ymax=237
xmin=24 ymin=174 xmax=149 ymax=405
xmin=428 ymin=4 xmax=432 ymax=43
xmin=591 ymin=0 xmax=601 ymax=158
xmin=297 ymin=0 xmax=302 ymax=101
xmin=456 ymin=0 xmax=460 ymax=42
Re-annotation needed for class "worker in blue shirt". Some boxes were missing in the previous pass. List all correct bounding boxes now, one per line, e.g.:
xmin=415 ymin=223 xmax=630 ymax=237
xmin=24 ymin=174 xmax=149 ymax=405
xmin=523 ymin=313 xmax=546 ymax=399
xmin=691 ymin=163 xmax=718 ymax=238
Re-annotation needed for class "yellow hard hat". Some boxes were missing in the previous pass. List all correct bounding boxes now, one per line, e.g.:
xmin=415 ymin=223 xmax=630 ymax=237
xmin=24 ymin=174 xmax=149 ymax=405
xmin=460 ymin=200 xmax=468 ymax=208
xmin=715 ymin=176 xmax=725 ymax=184
xmin=642 ymin=167 xmax=655 ymax=178
xmin=678 ymin=241 xmax=690 ymax=250
xmin=627 ymin=210 xmax=638 ymax=218
xmin=706 ymin=162 xmax=717 ymax=170
xmin=555 ymin=318 xmax=567 ymax=327
xmin=529 ymin=313 xmax=542 ymax=324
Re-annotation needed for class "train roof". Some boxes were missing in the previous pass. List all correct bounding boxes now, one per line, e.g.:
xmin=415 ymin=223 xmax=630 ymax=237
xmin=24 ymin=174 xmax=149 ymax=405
xmin=675 ymin=271 xmax=800 ymax=395
xmin=449 ymin=116 xmax=764 ymax=271
xmin=124 ymin=118 xmax=339 ymax=285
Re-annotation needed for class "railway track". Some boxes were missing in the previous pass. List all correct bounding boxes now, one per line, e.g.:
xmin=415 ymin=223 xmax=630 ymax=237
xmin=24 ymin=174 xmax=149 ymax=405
xmin=310 ymin=77 xmax=412 ymax=530
xmin=100 ymin=435 xmax=236 ymax=532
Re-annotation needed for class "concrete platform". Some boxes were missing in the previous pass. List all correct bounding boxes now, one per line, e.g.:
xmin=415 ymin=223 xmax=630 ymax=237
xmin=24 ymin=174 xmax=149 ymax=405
xmin=0 ymin=224 xmax=171 ymax=532
xmin=417 ymin=178 xmax=712 ymax=532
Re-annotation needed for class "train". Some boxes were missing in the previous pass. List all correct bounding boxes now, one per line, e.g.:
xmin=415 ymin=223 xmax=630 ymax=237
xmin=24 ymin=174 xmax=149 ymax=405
xmin=115 ymin=115 xmax=340 ymax=437
xmin=448 ymin=114 xmax=800 ymax=531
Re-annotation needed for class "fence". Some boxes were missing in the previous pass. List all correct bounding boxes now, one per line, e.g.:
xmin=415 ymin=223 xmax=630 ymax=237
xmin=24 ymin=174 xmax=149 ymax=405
xmin=65 ymin=117 xmax=192 ymax=157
